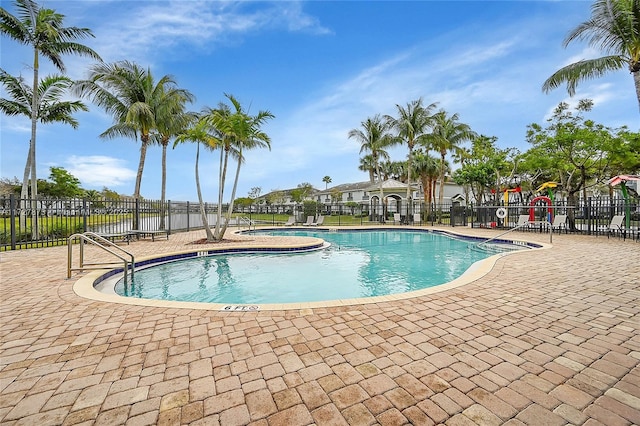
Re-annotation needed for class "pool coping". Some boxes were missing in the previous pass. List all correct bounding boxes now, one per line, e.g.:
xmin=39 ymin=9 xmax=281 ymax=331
xmin=73 ymin=228 xmax=551 ymax=311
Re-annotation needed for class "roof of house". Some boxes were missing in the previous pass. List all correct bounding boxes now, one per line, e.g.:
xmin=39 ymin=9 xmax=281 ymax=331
xmin=315 ymin=181 xmax=373 ymax=195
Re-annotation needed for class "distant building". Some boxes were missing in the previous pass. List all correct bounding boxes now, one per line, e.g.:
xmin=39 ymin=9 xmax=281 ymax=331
xmin=256 ymin=179 xmax=467 ymax=217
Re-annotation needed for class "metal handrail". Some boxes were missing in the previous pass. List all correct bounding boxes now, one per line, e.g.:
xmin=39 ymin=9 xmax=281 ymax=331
xmin=478 ymin=219 xmax=553 ymax=248
xmin=67 ymin=232 xmax=135 ymax=281
xmin=239 ymin=216 xmax=255 ymax=230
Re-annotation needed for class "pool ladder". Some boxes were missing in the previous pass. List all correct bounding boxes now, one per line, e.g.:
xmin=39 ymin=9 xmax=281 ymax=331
xmin=239 ymin=216 xmax=255 ymax=230
xmin=67 ymin=232 xmax=135 ymax=281
xmin=476 ymin=219 xmax=552 ymax=250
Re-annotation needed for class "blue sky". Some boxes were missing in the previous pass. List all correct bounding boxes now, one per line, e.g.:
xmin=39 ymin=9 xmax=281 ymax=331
xmin=1 ymin=0 xmax=637 ymax=202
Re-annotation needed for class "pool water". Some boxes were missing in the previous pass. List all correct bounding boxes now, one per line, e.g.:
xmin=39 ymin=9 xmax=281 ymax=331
xmin=114 ymin=230 xmax=509 ymax=304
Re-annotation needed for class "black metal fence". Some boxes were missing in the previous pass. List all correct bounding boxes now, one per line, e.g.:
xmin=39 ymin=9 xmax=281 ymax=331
xmin=0 ymin=196 xmax=220 ymax=250
xmin=1 ymin=195 xmax=638 ymax=250
xmin=469 ymin=197 xmax=639 ymax=236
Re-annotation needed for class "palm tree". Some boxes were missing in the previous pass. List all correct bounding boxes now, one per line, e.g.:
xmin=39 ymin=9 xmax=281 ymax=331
xmin=385 ymin=98 xmax=438 ymax=216
xmin=358 ymin=154 xmax=377 ymax=183
xmin=0 ymin=70 xmax=88 ymax=232
xmin=152 ymin=86 xmax=195 ymax=230
xmin=542 ymin=0 xmax=640 ymax=111
xmin=173 ymin=117 xmax=218 ymax=241
xmin=428 ymin=110 xmax=477 ymax=221
xmin=205 ymin=94 xmax=274 ymax=241
xmin=380 ymin=160 xmax=408 ymax=182
xmin=349 ymin=115 xmax=394 ymax=220
xmin=412 ymin=149 xmax=440 ymax=221
xmin=322 ymin=175 xmax=332 ymax=189
xmin=0 ymin=0 xmax=100 ymax=205
xmin=75 ymin=61 xmax=186 ymax=203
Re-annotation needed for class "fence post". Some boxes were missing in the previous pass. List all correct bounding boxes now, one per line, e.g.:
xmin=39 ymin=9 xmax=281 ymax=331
xmin=167 ymin=200 xmax=172 ymax=235
xmin=82 ymin=198 xmax=88 ymax=233
xmin=586 ymin=197 xmax=592 ymax=235
xmin=187 ymin=201 xmax=190 ymax=231
xmin=10 ymin=194 xmax=16 ymax=250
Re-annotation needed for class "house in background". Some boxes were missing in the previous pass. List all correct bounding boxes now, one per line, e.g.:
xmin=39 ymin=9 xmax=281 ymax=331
xmin=314 ymin=179 xmax=467 ymax=218
xmin=255 ymin=178 xmax=467 ymax=219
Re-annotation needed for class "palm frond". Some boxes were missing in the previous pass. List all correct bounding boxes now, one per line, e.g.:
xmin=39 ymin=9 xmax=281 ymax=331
xmin=542 ymin=56 xmax=626 ymax=94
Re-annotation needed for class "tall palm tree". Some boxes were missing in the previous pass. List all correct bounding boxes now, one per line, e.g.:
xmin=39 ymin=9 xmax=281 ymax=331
xmin=385 ymin=98 xmax=438 ymax=216
xmin=152 ymin=86 xmax=195 ymax=230
xmin=0 ymin=70 xmax=88 ymax=232
xmin=412 ymin=149 xmax=440 ymax=220
xmin=0 ymin=0 xmax=101 ymax=204
xmin=75 ymin=61 xmax=185 ymax=202
xmin=322 ymin=175 xmax=332 ymax=189
xmin=349 ymin=115 xmax=393 ymax=220
xmin=542 ymin=0 xmax=640 ymax=111
xmin=428 ymin=110 xmax=476 ymax=220
xmin=173 ymin=117 xmax=218 ymax=241
xmin=205 ymin=94 xmax=274 ymax=241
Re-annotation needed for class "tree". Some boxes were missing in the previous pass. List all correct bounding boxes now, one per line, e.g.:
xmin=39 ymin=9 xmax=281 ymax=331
xmin=322 ymin=175 xmax=332 ymax=189
xmin=452 ymin=135 xmax=514 ymax=204
xmin=542 ymin=0 xmax=640 ymax=111
xmin=234 ymin=197 xmax=253 ymax=213
xmin=44 ymin=166 xmax=83 ymax=197
xmin=349 ymin=114 xmax=394 ymax=220
xmin=330 ymin=189 xmax=343 ymax=213
xmin=427 ymin=110 xmax=476 ymax=221
xmin=174 ymin=116 xmax=218 ymax=241
xmin=204 ymin=94 xmax=274 ymax=241
xmin=75 ymin=61 xmax=185 ymax=202
xmin=290 ymin=182 xmax=314 ymax=205
xmin=385 ymin=98 xmax=438 ymax=215
xmin=248 ymin=187 xmax=262 ymax=199
xmin=266 ymin=190 xmax=285 ymax=213
xmin=0 ymin=177 xmax=21 ymax=196
xmin=153 ymin=85 xmax=195 ymax=230
xmin=412 ymin=149 xmax=439 ymax=219
xmin=358 ymin=154 xmax=377 ymax=183
xmin=525 ymin=99 xmax=615 ymax=228
xmin=0 ymin=70 xmax=88 ymax=232
xmin=0 ymin=0 xmax=100 ymax=207
xmin=606 ymin=128 xmax=640 ymax=175
xmin=380 ymin=160 xmax=408 ymax=182
xmin=101 ymin=187 xmax=120 ymax=200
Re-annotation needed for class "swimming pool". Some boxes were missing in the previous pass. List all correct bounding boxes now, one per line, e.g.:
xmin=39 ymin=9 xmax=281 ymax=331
xmin=109 ymin=229 xmax=530 ymax=305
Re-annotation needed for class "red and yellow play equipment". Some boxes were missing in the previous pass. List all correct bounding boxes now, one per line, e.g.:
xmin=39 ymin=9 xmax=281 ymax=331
xmin=530 ymin=182 xmax=558 ymax=222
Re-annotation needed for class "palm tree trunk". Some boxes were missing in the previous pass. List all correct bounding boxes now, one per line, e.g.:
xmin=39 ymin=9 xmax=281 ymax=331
xmin=438 ymin=152 xmax=446 ymax=223
xmin=133 ymin=137 xmax=148 ymax=199
xmin=634 ymin=71 xmax=640 ymax=112
xmin=20 ymin=147 xmax=31 ymax=232
xmin=406 ymin=143 xmax=413 ymax=219
xmin=427 ymin=177 xmax=434 ymax=220
xmin=220 ymin=147 xmax=243 ymax=239
xmin=195 ymin=143 xmax=214 ymax=241
xmin=29 ymin=49 xmax=39 ymax=239
xmin=132 ymin=138 xmax=148 ymax=230
xmin=376 ymin=162 xmax=385 ymax=221
xmin=214 ymin=148 xmax=228 ymax=241
xmin=159 ymin=142 xmax=167 ymax=230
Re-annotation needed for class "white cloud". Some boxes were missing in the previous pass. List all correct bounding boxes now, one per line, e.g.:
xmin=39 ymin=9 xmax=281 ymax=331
xmin=90 ymin=1 xmax=331 ymax=63
xmin=65 ymin=155 xmax=136 ymax=188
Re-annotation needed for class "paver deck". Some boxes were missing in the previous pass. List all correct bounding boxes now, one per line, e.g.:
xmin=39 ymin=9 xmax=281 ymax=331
xmin=0 ymin=226 xmax=638 ymax=425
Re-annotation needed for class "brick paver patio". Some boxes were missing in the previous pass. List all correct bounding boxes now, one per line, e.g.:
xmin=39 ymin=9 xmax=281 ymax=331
xmin=1 ymin=227 xmax=638 ymax=425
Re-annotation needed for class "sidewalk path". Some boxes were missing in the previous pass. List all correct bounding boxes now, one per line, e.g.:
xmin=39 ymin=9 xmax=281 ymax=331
xmin=1 ymin=228 xmax=638 ymax=425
